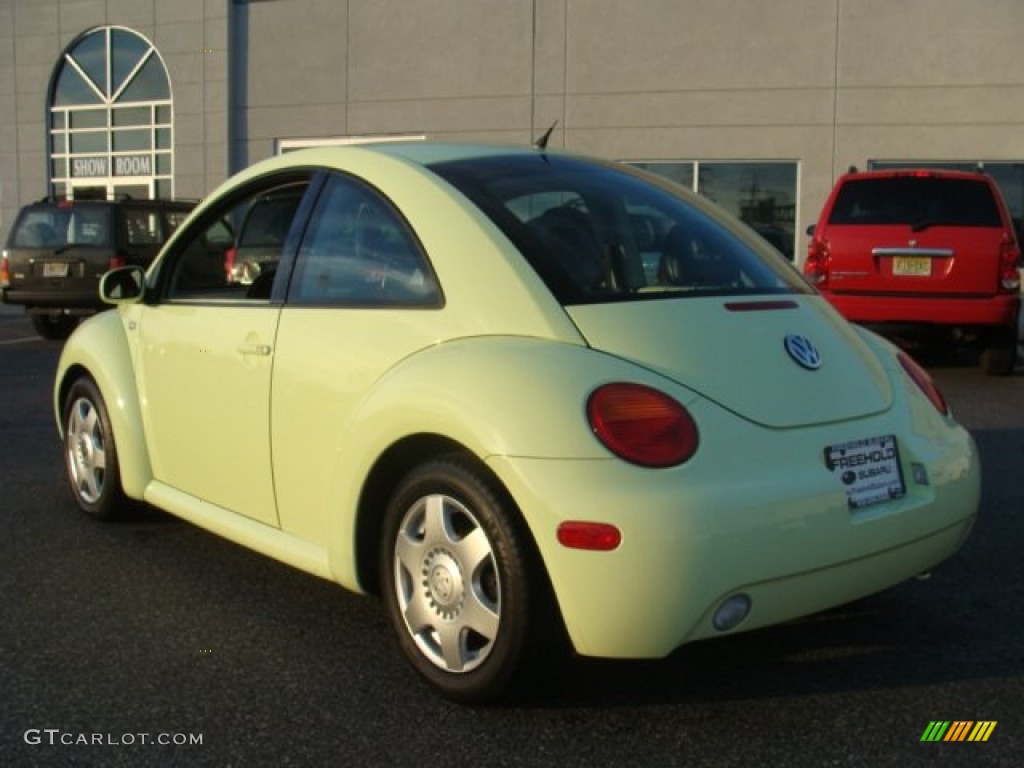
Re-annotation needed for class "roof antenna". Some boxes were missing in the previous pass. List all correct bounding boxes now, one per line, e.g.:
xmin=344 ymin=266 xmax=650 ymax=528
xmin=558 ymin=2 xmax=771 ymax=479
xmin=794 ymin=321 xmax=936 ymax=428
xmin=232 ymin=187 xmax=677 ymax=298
xmin=535 ymin=120 xmax=558 ymax=150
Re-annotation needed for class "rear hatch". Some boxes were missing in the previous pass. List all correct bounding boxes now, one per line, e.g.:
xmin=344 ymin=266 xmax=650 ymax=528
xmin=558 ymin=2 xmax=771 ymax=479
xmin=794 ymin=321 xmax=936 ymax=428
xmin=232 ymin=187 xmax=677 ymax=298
xmin=4 ymin=202 xmax=115 ymax=302
xmin=567 ymin=295 xmax=891 ymax=429
xmin=822 ymin=174 xmax=1008 ymax=297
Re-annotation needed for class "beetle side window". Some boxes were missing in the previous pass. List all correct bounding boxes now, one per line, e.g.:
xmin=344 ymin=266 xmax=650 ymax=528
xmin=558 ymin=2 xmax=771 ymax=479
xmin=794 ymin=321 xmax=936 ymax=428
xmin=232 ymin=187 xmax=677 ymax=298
xmin=288 ymin=174 xmax=439 ymax=307
xmin=164 ymin=180 xmax=309 ymax=302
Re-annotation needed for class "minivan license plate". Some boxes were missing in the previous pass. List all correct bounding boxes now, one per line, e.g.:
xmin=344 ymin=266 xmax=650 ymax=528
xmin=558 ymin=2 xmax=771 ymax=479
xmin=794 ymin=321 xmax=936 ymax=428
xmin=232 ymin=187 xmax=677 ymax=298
xmin=43 ymin=262 xmax=69 ymax=278
xmin=893 ymin=256 xmax=930 ymax=276
xmin=824 ymin=434 xmax=905 ymax=509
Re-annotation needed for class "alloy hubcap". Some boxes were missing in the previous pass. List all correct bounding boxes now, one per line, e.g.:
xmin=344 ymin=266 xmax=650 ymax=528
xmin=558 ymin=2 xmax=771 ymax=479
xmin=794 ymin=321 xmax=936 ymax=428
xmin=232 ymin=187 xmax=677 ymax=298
xmin=67 ymin=397 xmax=106 ymax=504
xmin=393 ymin=493 xmax=500 ymax=674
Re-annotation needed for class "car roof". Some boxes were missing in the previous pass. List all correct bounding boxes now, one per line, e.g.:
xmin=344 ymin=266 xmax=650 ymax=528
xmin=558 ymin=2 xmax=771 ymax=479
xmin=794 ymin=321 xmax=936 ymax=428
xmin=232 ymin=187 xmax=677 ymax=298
xmin=248 ymin=142 xmax=582 ymax=180
xmin=839 ymin=168 xmax=995 ymax=184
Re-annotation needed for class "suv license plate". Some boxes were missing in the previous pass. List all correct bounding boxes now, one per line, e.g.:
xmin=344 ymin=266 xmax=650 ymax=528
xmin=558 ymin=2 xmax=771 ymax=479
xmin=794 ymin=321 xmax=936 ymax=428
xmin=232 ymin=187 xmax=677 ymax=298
xmin=43 ymin=262 xmax=69 ymax=278
xmin=824 ymin=434 xmax=905 ymax=509
xmin=893 ymin=256 xmax=931 ymax=276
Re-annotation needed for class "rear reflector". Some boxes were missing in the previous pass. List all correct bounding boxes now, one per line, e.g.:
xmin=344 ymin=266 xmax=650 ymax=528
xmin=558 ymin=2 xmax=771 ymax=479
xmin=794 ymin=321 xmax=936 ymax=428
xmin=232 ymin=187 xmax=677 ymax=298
xmin=557 ymin=522 xmax=622 ymax=551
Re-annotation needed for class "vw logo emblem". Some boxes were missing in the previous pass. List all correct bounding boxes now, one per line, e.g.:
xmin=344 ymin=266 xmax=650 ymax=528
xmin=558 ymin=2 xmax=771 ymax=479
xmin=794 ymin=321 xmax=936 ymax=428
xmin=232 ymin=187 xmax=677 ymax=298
xmin=784 ymin=334 xmax=822 ymax=370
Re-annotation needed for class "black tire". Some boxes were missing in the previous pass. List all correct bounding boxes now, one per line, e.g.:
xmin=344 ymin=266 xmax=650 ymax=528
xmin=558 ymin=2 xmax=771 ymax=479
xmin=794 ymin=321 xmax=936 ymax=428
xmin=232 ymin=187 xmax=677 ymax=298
xmin=980 ymin=329 xmax=1018 ymax=376
xmin=31 ymin=313 xmax=78 ymax=341
xmin=62 ymin=376 xmax=126 ymax=520
xmin=379 ymin=457 xmax=543 ymax=703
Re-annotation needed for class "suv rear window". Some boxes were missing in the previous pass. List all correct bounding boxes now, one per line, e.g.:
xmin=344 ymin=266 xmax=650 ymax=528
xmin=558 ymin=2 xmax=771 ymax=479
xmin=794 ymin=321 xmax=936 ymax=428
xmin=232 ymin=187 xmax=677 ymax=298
xmin=827 ymin=176 xmax=1002 ymax=229
xmin=11 ymin=205 xmax=114 ymax=248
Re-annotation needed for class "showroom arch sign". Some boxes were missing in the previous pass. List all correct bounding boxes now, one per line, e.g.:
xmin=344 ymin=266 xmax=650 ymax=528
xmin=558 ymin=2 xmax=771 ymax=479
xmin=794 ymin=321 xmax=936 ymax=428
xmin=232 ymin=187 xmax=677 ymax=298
xmin=47 ymin=26 xmax=174 ymax=201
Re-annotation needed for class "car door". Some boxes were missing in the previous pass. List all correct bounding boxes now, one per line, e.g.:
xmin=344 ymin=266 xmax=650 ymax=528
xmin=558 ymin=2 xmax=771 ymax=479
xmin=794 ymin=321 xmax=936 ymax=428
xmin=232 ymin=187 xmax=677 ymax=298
xmin=269 ymin=172 xmax=443 ymax=542
xmin=134 ymin=173 xmax=314 ymax=527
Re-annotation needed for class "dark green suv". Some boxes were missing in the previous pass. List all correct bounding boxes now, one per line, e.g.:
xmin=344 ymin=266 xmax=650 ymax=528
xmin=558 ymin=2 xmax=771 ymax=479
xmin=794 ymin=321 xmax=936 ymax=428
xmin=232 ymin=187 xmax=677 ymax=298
xmin=1 ymin=197 xmax=194 ymax=339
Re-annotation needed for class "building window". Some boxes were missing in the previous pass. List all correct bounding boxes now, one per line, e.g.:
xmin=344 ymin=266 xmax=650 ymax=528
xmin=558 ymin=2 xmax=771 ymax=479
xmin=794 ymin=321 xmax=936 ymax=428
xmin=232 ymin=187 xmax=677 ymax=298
xmin=49 ymin=27 xmax=173 ymax=200
xmin=629 ymin=161 xmax=798 ymax=261
xmin=869 ymin=160 xmax=1024 ymax=242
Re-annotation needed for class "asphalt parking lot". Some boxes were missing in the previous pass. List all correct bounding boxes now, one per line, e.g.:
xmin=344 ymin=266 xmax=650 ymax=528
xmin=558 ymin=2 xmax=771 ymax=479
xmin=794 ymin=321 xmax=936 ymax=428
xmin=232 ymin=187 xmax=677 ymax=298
xmin=1 ymin=302 xmax=1021 ymax=767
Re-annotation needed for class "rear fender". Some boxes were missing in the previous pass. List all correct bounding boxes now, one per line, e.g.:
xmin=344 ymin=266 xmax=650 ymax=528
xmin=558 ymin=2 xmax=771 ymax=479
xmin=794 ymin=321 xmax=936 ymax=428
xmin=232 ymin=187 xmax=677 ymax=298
xmin=321 ymin=337 xmax=697 ymax=588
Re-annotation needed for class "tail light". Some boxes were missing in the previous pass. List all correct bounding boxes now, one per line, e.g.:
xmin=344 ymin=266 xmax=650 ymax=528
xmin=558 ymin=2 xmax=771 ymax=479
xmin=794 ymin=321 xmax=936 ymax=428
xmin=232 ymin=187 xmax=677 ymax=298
xmin=898 ymin=352 xmax=948 ymax=415
xmin=804 ymin=236 xmax=830 ymax=288
xmin=224 ymin=246 xmax=238 ymax=282
xmin=109 ymin=253 xmax=126 ymax=270
xmin=998 ymin=236 xmax=1020 ymax=292
xmin=1 ymin=250 xmax=9 ymax=286
xmin=587 ymin=383 xmax=699 ymax=468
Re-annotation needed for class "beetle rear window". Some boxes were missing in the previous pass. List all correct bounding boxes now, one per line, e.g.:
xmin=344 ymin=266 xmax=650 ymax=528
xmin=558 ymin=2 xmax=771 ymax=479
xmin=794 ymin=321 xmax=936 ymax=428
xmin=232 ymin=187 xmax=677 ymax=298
xmin=428 ymin=154 xmax=810 ymax=305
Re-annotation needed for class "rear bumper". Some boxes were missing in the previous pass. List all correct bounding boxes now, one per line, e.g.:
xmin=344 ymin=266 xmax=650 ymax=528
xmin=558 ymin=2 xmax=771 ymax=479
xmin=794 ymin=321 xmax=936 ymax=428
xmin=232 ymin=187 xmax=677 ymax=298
xmin=0 ymin=287 xmax=101 ymax=313
xmin=821 ymin=290 xmax=1020 ymax=332
xmin=489 ymin=383 xmax=980 ymax=659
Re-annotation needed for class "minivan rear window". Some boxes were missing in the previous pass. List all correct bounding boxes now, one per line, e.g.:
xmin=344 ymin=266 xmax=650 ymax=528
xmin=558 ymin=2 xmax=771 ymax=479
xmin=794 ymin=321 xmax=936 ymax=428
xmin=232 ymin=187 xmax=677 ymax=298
xmin=827 ymin=177 xmax=1001 ymax=228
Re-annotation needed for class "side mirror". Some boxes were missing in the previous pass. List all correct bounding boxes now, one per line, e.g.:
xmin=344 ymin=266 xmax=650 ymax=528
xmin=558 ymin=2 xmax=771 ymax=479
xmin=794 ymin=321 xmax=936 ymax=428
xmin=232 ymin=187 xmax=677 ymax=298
xmin=100 ymin=266 xmax=146 ymax=305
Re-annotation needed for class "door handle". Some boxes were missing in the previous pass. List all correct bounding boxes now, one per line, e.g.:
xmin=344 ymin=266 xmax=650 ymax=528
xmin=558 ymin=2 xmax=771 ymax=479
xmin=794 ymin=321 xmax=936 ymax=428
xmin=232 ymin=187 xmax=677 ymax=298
xmin=237 ymin=342 xmax=272 ymax=356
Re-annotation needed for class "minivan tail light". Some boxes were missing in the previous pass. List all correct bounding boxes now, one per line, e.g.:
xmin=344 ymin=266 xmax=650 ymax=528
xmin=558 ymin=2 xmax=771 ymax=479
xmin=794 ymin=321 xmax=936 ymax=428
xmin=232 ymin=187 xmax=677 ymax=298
xmin=804 ymin=237 xmax=830 ymax=287
xmin=1 ymin=250 xmax=9 ymax=286
xmin=999 ymin=237 xmax=1020 ymax=292
xmin=587 ymin=383 xmax=699 ymax=467
xmin=898 ymin=352 xmax=948 ymax=415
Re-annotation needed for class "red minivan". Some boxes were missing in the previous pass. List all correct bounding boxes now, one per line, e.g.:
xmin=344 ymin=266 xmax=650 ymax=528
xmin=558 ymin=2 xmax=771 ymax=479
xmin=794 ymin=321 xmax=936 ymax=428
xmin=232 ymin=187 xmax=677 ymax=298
xmin=805 ymin=169 xmax=1021 ymax=374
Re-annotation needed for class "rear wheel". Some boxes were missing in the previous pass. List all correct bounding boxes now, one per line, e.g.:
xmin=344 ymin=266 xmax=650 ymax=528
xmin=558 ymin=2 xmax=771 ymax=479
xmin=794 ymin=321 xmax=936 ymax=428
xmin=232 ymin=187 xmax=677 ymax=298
xmin=31 ymin=312 xmax=78 ymax=340
xmin=63 ymin=376 xmax=125 ymax=520
xmin=380 ymin=458 xmax=542 ymax=703
xmin=980 ymin=328 xmax=1018 ymax=376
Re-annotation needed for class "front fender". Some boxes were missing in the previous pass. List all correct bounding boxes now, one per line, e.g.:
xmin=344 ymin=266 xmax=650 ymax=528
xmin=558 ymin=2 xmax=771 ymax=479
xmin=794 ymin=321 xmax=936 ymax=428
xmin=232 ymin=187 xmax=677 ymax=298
xmin=54 ymin=309 xmax=152 ymax=499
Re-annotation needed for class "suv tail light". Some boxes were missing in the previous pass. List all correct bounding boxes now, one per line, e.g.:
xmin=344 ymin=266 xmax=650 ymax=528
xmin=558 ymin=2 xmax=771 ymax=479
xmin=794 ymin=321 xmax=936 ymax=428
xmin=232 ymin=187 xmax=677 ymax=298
xmin=224 ymin=246 xmax=238 ymax=282
xmin=1 ymin=250 xmax=9 ymax=286
xmin=804 ymin=236 xmax=830 ymax=288
xmin=587 ymin=383 xmax=699 ymax=467
xmin=998 ymin=236 xmax=1021 ymax=292
xmin=898 ymin=352 xmax=948 ymax=415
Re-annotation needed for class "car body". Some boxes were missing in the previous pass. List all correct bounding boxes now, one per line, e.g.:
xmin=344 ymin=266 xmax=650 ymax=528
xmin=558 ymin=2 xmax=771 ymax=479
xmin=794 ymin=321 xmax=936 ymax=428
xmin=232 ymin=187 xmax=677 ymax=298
xmin=805 ymin=168 xmax=1021 ymax=374
xmin=1 ymin=196 xmax=194 ymax=338
xmin=54 ymin=144 xmax=980 ymax=702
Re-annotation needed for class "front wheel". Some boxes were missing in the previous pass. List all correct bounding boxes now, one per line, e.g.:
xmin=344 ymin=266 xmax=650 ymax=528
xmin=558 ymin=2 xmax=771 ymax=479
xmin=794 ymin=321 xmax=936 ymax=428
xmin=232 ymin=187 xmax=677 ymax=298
xmin=63 ymin=376 xmax=126 ymax=520
xmin=380 ymin=458 xmax=542 ymax=703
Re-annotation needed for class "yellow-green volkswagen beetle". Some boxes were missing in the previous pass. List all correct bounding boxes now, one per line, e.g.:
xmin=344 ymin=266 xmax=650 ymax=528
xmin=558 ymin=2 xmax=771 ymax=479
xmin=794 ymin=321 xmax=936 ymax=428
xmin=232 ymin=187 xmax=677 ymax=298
xmin=54 ymin=143 xmax=980 ymax=702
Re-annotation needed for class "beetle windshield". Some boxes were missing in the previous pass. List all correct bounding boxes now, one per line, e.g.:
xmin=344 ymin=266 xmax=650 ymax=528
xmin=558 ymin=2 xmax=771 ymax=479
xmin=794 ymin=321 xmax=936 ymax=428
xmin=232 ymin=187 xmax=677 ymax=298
xmin=429 ymin=153 xmax=811 ymax=305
